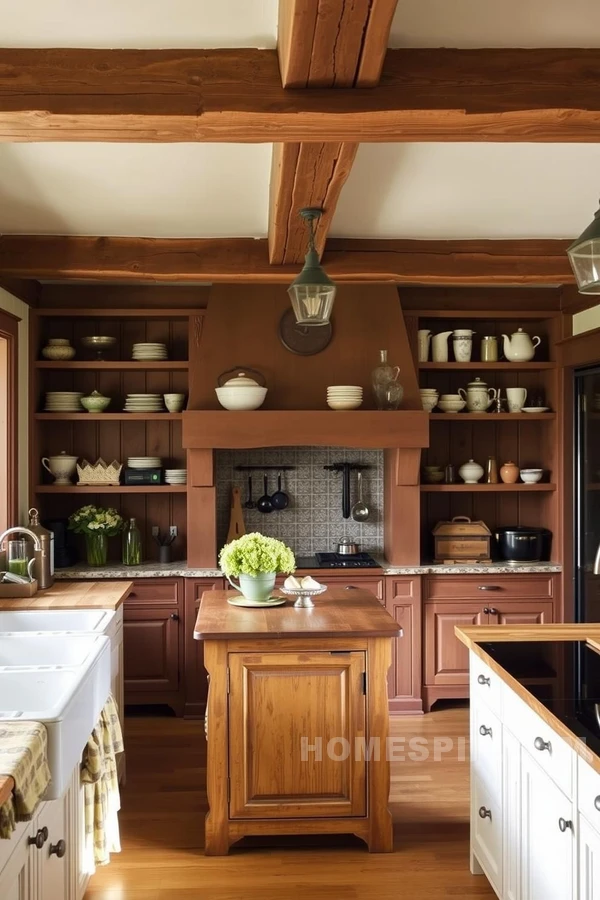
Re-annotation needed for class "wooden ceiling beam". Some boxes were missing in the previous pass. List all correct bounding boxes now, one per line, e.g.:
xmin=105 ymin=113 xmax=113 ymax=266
xmin=270 ymin=1 xmax=398 ymax=265
xmin=0 ymin=235 xmax=575 ymax=285
xmin=1 ymin=48 xmax=600 ymax=142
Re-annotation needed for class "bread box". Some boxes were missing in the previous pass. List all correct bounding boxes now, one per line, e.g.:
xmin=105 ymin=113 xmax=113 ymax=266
xmin=433 ymin=516 xmax=492 ymax=564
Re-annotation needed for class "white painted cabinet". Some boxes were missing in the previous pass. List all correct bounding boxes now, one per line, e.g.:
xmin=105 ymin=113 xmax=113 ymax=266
xmin=1 ymin=822 xmax=33 ymax=900
xmin=579 ymin=815 xmax=600 ymax=900
xmin=520 ymin=749 xmax=574 ymax=900
xmin=502 ymin=728 xmax=521 ymax=900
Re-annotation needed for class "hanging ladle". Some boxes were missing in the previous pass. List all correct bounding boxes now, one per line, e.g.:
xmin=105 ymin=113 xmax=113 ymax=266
xmin=351 ymin=471 xmax=370 ymax=522
xmin=244 ymin=474 xmax=255 ymax=509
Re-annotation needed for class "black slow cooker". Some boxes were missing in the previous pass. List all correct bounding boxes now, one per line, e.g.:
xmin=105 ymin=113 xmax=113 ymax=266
xmin=495 ymin=527 xmax=552 ymax=562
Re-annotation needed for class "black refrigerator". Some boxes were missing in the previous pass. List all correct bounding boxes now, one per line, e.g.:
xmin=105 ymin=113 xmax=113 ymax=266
xmin=575 ymin=366 xmax=600 ymax=622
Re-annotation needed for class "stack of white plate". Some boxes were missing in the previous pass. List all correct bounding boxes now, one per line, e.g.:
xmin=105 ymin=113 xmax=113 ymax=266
xmin=326 ymin=385 xmax=363 ymax=410
xmin=165 ymin=469 xmax=187 ymax=485
xmin=127 ymin=457 xmax=162 ymax=469
xmin=44 ymin=391 xmax=84 ymax=412
xmin=123 ymin=394 xmax=165 ymax=413
xmin=132 ymin=343 xmax=168 ymax=361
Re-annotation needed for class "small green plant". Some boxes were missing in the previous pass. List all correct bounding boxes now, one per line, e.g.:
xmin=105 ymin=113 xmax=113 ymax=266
xmin=219 ymin=532 xmax=295 ymax=578
xmin=68 ymin=505 xmax=124 ymax=536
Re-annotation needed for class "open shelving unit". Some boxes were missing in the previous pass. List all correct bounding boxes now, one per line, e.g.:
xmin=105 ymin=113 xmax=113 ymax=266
xmin=30 ymin=307 xmax=203 ymax=561
xmin=420 ymin=483 xmax=556 ymax=493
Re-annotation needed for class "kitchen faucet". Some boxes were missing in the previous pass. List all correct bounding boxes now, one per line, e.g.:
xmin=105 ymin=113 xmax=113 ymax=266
xmin=0 ymin=526 xmax=42 ymax=552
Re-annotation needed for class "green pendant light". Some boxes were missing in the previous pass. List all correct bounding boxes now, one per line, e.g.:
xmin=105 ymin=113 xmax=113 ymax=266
xmin=567 ymin=201 xmax=600 ymax=293
xmin=288 ymin=208 xmax=337 ymax=326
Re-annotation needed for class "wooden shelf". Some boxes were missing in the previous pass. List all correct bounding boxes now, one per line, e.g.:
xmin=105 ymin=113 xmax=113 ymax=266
xmin=34 ymin=413 xmax=183 ymax=421
xmin=429 ymin=413 xmax=555 ymax=421
xmin=419 ymin=362 xmax=555 ymax=370
xmin=36 ymin=361 xmax=188 ymax=370
xmin=35 ymin=485 xmax=187 ymax=493
xmin=420 ymin=483 xmax=556 ymax=492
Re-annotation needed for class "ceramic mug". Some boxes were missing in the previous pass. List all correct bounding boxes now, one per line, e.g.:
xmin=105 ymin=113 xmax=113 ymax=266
xmin=506 ymin=387 xmax=527 ymax=413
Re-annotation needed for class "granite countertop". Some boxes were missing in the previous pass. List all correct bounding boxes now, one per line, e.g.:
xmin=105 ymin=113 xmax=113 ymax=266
xmin=54 ymin=561 xmax=562 ymax=580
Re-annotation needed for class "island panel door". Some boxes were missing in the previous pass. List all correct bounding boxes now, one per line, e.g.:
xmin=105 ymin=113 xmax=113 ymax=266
xmin=228 ymin=650 xmax=367 ymax=819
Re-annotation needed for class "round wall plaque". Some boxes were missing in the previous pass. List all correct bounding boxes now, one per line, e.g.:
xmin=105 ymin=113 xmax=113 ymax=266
xmin=278 ymin=308 xmax=333 ymax=356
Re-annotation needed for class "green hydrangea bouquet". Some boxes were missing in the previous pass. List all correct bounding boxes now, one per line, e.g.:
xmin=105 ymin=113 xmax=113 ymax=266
xmin=68 ymin=505 xmax=124 ymax=567
xmin=219 ymin=532 xmax=295 ymax=603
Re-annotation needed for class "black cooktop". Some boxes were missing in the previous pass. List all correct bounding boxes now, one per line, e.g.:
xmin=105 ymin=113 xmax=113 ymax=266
xmin=479 ymin=640 xmax=600 ymax=757
xmin=295 ymin=552 xmax=381 ymax=569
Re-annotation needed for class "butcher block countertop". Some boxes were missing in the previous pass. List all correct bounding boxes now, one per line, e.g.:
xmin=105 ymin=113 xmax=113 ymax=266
xmin=194 ymin=588 xmax=400 ymax=641
xmin=0 ymin=777 xmax=14 ymax=808
xmin=0 ymin=580 xmax=132 ymax=611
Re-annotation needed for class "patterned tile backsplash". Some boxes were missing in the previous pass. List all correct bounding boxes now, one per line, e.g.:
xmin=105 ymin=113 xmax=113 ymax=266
xmin=216 ymin=447 xmax=384 ymax=557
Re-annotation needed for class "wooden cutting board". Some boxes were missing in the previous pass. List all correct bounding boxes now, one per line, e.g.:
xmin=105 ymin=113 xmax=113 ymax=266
xmin=226 ymin=487 xmax=246 ymax=543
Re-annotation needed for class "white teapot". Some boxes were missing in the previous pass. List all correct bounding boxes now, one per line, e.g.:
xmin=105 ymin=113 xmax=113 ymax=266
xmin=502 ymin=328 xmax=541 ymax=363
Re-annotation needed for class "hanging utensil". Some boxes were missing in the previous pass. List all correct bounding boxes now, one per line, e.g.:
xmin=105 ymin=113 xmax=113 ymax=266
xmin=271 ymin=472 xmax=289 ymax=510
xmin=226 ymin=487 xmax=247 ymax=541
xmin=257 ymin=474 xmax=273 ymax=514
xmin=244 ymin=474 xmax=255 ymax=509
xmin=351 ymin=471 xmax=370 ymax=522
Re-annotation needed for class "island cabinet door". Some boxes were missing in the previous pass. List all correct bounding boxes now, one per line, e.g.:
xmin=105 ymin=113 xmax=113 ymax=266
xmin=579 ymin=815 xmax=600 ymax=900
xmin=520 ymin=750 xmax=574 ymax=900
xmin=424 ymin=602 xmax=488 ymax=685
xmin=228 ymin=651 xmax=367 ymax=819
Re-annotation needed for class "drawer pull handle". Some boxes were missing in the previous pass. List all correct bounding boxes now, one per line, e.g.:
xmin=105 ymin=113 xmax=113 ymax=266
xmin=477 ymin=674 xmax=491 ymax=686
xmin=534 ymin=736 xmax=551 ymax=752
xmin=488 ymin=607 xmax=498 ymax=615
xmin=478 ymin=806 xmax=492 ymax=820
xmin=49 ymin=839 xmax=66 ymax=858
xmin=595 ymin=796 xmax=600 ymax=812
xmin=483 ymin=607 xmax=489 ymax=614
xmin=28 ymin=827 xmax=48 ymax=849
xmin=478 ymin=586 xmax=501 ymax=591
xmin=479 ymin=725 xmax=493 ymax=737
xmin=170 ymin=613 xmax=180 ymax=621
xmin=558 ymin=818 xmax=573 ymax=833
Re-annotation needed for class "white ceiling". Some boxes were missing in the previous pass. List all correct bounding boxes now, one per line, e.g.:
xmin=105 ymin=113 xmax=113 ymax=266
xmin=0 ymin=144 xmax=271 ymax=237
xmin=330 ymin=144 xmax=600 ymax=241
xmin=389 ymin=0 xmax=600 ymax=48
xmin=0 ymin=0 xmax=278 ymax=48
xmin=2 ymin=0 xmax=600 ymax=48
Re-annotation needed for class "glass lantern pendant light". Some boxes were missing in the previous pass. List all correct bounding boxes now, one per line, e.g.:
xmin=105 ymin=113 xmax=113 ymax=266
xmin=288 ymin=207 xmax=337 ymax=326
xmin=567 ymin=200 xmax=600 ymax=294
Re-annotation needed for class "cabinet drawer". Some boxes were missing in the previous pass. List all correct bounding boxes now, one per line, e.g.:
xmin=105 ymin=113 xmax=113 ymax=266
xmin=503 ymin=686 xmax=573 ymax=797
xmin=578 ymin=756 xmax=600 ymax=827
xmin=471 ymin=702 xmax=502 ymax=802
xmin=425 ymin=575 xmax=554 ymax=601
xmin=470 ymin=655 xmax=503 ymax=717
xmin=125 ymin=578 xmax=180 ymax=607
xmin=279 ymin=576 xmax=384 ymax=601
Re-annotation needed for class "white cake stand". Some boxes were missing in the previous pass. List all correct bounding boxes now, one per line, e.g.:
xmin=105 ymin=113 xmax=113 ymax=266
xmin=280 ymin=584 xmax=327 ymax=608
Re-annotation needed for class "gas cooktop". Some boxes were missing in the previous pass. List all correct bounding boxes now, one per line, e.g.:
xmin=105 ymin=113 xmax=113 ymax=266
xmin=295 ymin=553 xmax=381 ymax=569
xmin=480 ymin=640 xmax=600 ymax=756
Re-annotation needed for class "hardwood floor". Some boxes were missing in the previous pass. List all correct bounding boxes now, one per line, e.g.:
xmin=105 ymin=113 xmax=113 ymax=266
xmin=85 ymin=705 xmax=494 ymax=899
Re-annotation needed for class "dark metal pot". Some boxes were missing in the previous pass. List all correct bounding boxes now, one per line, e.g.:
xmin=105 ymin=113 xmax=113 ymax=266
xmin=495 ymin=527 xmax=552 ymax=562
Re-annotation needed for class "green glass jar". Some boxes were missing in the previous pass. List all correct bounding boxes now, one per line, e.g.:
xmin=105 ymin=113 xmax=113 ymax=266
xmin=122 ymin=518 xmax=142 ymax=566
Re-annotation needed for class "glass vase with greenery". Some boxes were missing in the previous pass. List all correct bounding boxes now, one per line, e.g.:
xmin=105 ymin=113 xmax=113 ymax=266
xmin=68 ymin=505 xmax=124 ymax=567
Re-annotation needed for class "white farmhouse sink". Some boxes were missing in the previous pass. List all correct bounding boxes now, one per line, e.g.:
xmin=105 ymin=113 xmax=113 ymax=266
xmin=0 ymin=609 xmax=114 ymax=634
xmin=0 ymin=635 xmax=110 ymax=798
xmin=0 ymin=633 xmax=106 ymax=669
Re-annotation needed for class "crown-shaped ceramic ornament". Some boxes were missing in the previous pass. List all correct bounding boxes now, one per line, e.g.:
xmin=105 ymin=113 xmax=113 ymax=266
xmin=76 ymin=458 xmax=122 ymax=486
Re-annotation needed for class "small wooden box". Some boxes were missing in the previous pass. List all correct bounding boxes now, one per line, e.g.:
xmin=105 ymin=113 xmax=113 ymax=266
xmin=0 ymin=579 xmax=38 ymax=598
xmin=433 ymin=516 xmax=491 ymax=564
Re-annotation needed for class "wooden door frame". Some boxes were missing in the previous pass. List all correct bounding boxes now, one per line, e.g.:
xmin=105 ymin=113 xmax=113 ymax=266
xmin=0 ymin=308 xmax=19 ymax=529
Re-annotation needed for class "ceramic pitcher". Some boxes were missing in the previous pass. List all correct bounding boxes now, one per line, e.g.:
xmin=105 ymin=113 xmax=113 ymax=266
xmin=417 ymin=329 xmax=432 ymax=362
xmin=431 ymin=331 xmax=453 ymax=362
xmin=502 ymin=328 xmax=541 ymax=362
xmin=458 ymin=377 xmax=497 ymax=414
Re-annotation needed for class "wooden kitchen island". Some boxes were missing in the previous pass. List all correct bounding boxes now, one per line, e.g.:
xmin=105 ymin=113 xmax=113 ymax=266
xmin=194 ymin=588 xmax=400 ymax=855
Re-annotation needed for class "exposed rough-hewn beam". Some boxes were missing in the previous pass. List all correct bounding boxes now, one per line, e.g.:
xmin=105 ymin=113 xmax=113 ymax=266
xmin=270 ymin=1 xmax=398 ymax=265
xmin=0 ymin=235 xmax=575 ymax=285
xmin=278 ymin=0 xmax=398 ymax=88
xmin=1 ymin=48 xmax=600 ymax=142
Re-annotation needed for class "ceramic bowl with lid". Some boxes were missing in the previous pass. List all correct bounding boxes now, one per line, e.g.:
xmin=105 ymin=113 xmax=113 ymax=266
xmin=80 ymin=391 xmax=111 ymax=413
xmin=215 ymin=368 xmax=268 ymax=411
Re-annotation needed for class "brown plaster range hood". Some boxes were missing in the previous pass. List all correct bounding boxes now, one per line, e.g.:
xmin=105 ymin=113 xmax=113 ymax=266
xmin=182 ymin=283 xmax=429 ymax=452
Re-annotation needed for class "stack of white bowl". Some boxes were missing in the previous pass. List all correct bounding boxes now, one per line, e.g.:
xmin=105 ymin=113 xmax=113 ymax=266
xmin=132 ymin=342 xmax=168 ymax=361
xmin=165 ymin=469 xmax=187 ymax=485
xmin=327 ymin=385 xmax=363 ymax=410
xmin=123 ymin=394 xmax=165 ymax=413
xmin=44 ymin=391 xmax=84 ymax=412
xmin=127 ymin=457 xmax=162 ymax=469
xmin=420 ymin=388 xmax=439 ymax=412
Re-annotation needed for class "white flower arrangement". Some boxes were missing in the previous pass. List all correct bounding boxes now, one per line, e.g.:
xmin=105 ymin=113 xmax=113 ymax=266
xmin=68 ymin=505 xmax=124 ymax=537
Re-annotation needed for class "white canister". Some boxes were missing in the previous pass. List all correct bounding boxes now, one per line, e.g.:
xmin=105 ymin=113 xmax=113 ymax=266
xmin=452 ymin=329 xmax=474 ymax=363
xmin=417 ymin=329 xmax=432 ymax=363
xmin=506 ymin=387 xmax=528 ymax=413
xmin=458 ymin=459 xmax=484 ymax=484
